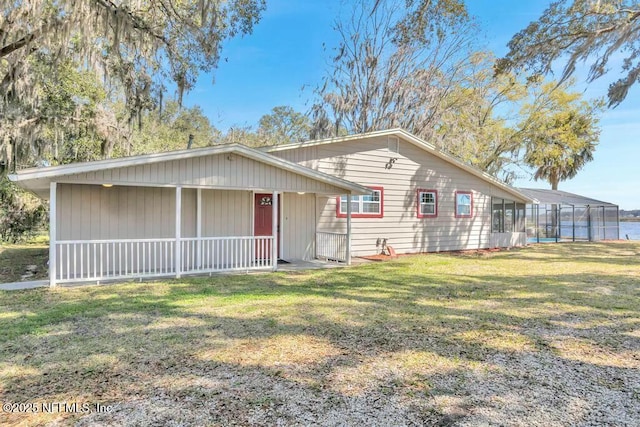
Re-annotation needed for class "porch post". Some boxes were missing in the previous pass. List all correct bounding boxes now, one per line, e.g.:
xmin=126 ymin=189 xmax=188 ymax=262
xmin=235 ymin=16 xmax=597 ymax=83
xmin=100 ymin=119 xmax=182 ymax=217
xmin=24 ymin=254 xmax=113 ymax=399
xmin=346 ymin=193 xmax=352 ymax=265
xmin=587 ymin=205 xmax=592 ymax=241
xmin=272 ymin=191 xmax=278 ymax=271
xmin=175 ymin=186 xmax=182 ymax=278
xmin=49 ymin=182 xmax=57 ymax=287
xmin=196 ymin=188 xmax=202 ymax=268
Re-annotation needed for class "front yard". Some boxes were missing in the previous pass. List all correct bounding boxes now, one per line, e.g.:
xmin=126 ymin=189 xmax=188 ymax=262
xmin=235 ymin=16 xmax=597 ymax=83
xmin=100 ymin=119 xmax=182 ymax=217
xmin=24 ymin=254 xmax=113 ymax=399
xmin=1 ymin=242 xmax=639 ymax=426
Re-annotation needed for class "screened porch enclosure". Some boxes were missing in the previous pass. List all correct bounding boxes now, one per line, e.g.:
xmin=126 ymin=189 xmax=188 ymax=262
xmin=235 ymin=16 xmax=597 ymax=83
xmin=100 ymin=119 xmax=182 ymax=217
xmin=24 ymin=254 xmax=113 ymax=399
xmin=518 ymin=188 xmax=620 ymax=243
xmin=525 ymin=204 xmax=619 ymax=242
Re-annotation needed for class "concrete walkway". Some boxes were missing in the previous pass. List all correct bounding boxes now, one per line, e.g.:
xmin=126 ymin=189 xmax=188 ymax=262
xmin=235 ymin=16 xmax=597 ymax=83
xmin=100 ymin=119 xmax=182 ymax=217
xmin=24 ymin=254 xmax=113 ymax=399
xmin=0 ymin=280 xmax=49 ymax=291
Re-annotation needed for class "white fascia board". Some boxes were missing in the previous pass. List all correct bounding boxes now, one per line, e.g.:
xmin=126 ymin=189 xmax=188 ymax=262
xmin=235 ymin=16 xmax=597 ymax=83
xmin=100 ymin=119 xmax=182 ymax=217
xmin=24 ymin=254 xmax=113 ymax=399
xmin=233 ymin=145 xmax=370 ymax=195
xmin=8 ymin=144 xmax=240 ymax=182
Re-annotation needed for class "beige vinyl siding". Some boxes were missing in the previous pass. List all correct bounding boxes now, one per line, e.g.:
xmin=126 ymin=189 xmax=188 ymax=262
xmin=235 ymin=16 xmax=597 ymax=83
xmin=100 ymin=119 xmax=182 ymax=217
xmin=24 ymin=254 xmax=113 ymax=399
xmin=57 ymin=184 xmax=179 ymax=240
xmin=55 ymin=185 xmax=260 ymax=278
xmin=274 ymin=135 xmax=527 ymax=255
xmin=57 ymin=152 xmax=346 ymax=194
xmin=490 ymin=232 xmax=527 ymax=248
xmin=281 ymin=192 xmax=316 ymax=260
xmin=56 ymin=185 xmax=256 ymax=241
xmin=201 ymin=189 xmax=252 ymax=236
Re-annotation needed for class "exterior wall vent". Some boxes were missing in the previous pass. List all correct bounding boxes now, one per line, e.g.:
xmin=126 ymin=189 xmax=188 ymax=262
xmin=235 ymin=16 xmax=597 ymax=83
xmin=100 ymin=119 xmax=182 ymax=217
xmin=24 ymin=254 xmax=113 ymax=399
xmin=388 ymin=136 xmax=400 ymax=154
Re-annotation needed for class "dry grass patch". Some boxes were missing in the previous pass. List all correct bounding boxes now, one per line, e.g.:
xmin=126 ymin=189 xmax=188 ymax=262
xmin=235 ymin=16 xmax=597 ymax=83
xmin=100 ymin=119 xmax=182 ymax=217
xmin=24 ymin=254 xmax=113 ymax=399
xmin=0 ymin=242 xmax=639 ymax=425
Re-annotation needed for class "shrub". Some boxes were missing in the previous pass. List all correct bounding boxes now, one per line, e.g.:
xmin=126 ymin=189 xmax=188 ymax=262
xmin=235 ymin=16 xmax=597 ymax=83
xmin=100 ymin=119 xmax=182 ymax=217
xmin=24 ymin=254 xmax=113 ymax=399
xmin=0 ymin=177 xmax=47 ymax=243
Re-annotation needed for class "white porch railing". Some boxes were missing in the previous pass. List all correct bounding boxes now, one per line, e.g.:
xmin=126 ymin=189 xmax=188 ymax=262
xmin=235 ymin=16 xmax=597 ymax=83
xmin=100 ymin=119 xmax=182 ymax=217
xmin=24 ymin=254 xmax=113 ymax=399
xmin=180 ymin=236 xmax=274 ymax=274
xmin=54 ymin=236 xmax=274 ymax=284
xmin=316 ymin=231 xmax=348 ymax=262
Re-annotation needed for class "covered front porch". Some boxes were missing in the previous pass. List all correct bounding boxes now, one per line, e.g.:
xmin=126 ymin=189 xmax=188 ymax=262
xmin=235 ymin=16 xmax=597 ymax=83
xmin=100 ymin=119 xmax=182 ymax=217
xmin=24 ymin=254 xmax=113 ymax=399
xmin=9 ymin=144 xmax=369 ymax=286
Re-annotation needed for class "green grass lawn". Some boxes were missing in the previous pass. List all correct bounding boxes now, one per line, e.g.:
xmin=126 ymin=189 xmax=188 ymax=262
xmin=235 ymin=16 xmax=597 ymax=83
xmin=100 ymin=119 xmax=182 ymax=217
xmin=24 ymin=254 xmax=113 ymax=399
xmin=0 ymin=241 xmax=49 ymax=283
xmin=1 ymin=242 xmax=639 ymax=425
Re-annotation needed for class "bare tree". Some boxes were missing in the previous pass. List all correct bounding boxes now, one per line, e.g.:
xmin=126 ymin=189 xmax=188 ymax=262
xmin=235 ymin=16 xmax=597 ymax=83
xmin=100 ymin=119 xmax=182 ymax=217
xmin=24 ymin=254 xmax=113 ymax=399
xmin=314 ymin=0 xmax=476 ymax=143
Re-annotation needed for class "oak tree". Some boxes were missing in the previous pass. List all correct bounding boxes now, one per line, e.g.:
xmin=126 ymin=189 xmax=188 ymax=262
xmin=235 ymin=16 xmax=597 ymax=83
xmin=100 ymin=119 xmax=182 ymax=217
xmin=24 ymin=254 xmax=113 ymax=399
xmin=497 ymin=0 xmax=640 ymax=107
xmin=0 ymin=0 xmax=265 ymax=167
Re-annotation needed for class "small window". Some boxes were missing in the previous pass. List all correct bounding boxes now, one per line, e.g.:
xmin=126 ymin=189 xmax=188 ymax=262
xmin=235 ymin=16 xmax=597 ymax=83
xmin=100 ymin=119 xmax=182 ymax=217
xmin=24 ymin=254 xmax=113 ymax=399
xmin=417 ymin=189 xmax=437 ymax=218
xmin=455 ymin=191 xmax=473 ymax=218
xmin=337 ymin=187 xmax=384 ymax=218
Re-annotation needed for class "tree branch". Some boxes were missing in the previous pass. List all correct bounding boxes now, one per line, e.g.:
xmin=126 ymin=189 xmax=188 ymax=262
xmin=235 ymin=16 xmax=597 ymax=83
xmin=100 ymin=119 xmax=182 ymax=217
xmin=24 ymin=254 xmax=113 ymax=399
xmin=0 ymin=30 xmax=40 ymax=58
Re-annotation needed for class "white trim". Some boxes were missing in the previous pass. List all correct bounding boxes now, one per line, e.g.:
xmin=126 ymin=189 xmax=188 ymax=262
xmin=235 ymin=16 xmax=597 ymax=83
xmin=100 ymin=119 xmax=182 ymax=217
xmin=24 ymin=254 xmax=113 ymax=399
xmin=418 ymin=190 xmax=437 ymax=216
xmin=175 ymin=186 xmax=182 ymax=279
xmin=250 ymin=190 xmax=255 ymax=237
xmin=52 ymin=236 xmax=275 ymax=284
xmin=9 ymin=144 xmax=370 ymax=196
xmin=196 ymin=188 xmax=202 ymax=268
xmin=339 ymin=189 xmax=381 ymax=215
xmin=279 ymin=193 xmax=284 ymax=260
xmin=265 ymin=128 xmax=533 ymax=203
xmin=25 ymin=180 xmax=357 ymax=200
xmin=346 ymin=193 xmax=352 ymax=265
xmin=49 ymin=182 xmax=57 ymax=287
xmin=272 ymin=191 xmax=279 ymax=271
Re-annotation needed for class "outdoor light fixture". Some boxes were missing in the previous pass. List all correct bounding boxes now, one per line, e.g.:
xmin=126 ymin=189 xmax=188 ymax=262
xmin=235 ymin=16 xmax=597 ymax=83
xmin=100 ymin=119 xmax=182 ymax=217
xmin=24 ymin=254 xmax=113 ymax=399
xmin=102 ymin=183 xmax=113 ymax=188
xmin=297 ymin=192 xmax=305 ymax=195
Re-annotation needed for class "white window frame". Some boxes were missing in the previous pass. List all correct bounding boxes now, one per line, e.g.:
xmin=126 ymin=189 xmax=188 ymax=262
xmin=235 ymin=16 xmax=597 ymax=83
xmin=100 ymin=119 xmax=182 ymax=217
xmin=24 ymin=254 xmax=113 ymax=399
xmin=417 ymin=189 xmax=437 ymax=218
xmin=455 ymin=191 xmax=473 ymax=218
xmin=337 ymin=187 xmax=383 ymax=218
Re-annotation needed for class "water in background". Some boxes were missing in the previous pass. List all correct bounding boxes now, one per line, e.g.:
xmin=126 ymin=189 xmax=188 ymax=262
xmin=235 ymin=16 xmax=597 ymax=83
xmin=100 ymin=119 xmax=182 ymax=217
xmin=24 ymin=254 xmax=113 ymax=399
xmin=621 ymin=222 xmax=640 ymax=240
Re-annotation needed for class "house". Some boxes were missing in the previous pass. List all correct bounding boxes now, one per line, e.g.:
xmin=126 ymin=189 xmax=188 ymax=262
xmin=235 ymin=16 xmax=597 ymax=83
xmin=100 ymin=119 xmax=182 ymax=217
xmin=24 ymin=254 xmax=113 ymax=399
xmin=9 ymin=129 xmax=532 ymax=286
xmin=9 ymin=144 xmax=370 ymax=286
xmin=265 ymin=129 xmax=532 ymax=256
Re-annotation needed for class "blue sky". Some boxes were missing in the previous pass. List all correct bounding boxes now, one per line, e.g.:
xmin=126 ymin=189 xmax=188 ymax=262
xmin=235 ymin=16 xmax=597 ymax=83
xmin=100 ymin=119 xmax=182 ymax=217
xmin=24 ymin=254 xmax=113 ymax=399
xmin=184 ymin=0 xmax=640 ymax=210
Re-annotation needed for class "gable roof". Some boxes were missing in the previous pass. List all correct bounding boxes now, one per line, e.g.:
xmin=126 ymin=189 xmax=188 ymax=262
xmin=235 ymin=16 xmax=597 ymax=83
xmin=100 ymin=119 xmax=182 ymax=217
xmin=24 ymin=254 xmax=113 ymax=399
xmin=518 ymin=188 xmax=617 ymax=207
xmin=9 ymin=143 xmax=371 ymax=198
xmin=264 ymin=128 xmax=534 ymax=203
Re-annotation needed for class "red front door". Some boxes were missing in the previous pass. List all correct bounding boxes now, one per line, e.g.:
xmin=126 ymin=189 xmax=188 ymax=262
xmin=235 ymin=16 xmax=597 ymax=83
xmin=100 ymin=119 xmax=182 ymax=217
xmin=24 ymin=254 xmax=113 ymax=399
xmin=254 ymin=193 xmax=279 ymax=260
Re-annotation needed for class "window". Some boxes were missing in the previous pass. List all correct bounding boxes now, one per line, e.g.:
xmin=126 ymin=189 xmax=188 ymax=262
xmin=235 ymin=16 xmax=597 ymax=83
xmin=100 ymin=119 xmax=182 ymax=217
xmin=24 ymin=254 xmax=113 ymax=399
xmin=492 ymin=198 xmax=504 ymax=232
xmin=455 ymin=191 xmax=473 ymax=218
xmin=417 ymin=189 xmax=438 ymax=218
xmin=492 ymin=198 xmax=526 ymax=232
xmin=515 ymin=203 xmax=526 ymax=232
xmin=336 ymin=187 xmax=384 ymax=218
xmin=504 ymin=201 xmax=515 ymax=231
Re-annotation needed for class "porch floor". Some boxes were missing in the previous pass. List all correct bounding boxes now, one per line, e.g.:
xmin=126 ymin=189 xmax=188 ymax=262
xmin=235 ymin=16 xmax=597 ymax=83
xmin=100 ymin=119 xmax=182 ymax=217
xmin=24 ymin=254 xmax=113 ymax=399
xmin=278 ymin=257 xmax=374 ymax=271
xmin=277 ymin=259 xmax=346 ymax=271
